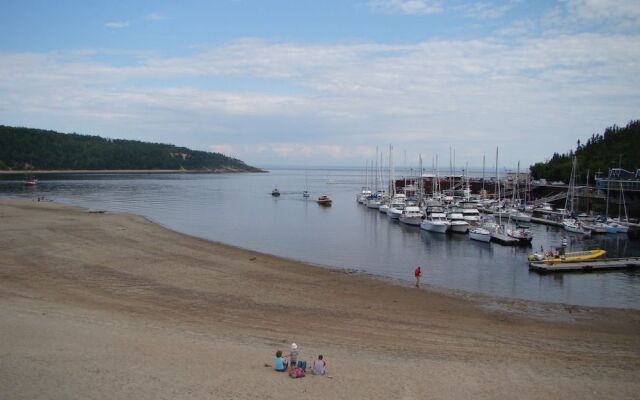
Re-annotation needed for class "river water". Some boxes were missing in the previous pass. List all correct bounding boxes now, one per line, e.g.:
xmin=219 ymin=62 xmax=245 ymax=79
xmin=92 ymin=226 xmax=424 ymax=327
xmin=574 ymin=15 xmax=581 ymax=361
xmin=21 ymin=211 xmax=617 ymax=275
xmin=1 ymin=168 xmax=639 ymax=309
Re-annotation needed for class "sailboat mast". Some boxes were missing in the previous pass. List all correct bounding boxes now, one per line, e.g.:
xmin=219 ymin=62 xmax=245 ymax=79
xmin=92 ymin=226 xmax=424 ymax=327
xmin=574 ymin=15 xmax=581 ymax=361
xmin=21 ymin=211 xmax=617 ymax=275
xmin=618 ymin=154 xmax=622 ymax=219
xmin=389 ymin=144 xmax=394 ymax=196
xmin=482 ymin=154 xmax=485 ymax=194
xmin=495 ymin=147 xmax=499 ymax=201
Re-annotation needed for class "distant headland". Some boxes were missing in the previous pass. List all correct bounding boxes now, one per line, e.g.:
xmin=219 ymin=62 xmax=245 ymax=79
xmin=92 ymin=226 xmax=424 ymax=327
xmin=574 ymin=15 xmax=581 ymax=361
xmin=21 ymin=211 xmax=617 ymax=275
xmin=0 ymin=125 xmax=264 ymax=173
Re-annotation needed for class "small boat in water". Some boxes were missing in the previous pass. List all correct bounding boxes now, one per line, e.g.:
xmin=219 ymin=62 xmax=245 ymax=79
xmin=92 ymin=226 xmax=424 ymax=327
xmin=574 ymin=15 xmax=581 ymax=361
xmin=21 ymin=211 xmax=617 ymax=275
xmin=24 ymin=176 xmax=38 ymax=186
xmin=317 ymin=195 xmax=332 ymax=206
xmin=562 ymin=219 xmax=591 ymax=235
xmin=527 ymin=249 xmax=606 ymax=263
xmin=469 ymin=227 xmax=491 ymax=242
xmin=399 ymin=206 xmax=424 ymax=226
xmin=506 ymin=226 xmax=533 ymax=244
xmin=271 ymin=187 xmax=281 ymax=196
xmin=303 ymin=190 xmax=310 ymax=198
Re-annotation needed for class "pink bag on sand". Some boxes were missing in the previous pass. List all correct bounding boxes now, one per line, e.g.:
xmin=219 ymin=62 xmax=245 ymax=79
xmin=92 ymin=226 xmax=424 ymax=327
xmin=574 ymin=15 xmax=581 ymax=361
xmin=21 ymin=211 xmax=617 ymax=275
xmin=289 ymin=367 xmax=305 ymax=378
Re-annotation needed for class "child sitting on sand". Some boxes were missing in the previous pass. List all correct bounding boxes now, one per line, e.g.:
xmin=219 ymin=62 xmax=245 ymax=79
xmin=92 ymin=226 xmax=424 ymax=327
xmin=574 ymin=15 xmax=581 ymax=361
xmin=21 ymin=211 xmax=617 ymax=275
xmin=274 ymin=350 xmax=288 ymax=372
xmin=312 ymin=355 xmax=327 ymax=375
xmin=289 ymin=343 xmax=299 ymax=367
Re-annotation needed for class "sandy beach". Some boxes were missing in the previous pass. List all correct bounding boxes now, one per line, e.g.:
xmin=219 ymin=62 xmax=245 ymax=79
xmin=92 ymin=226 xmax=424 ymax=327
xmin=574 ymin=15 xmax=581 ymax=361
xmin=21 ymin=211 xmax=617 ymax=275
xmin=1 ymin=199 xmax=639 ymax=399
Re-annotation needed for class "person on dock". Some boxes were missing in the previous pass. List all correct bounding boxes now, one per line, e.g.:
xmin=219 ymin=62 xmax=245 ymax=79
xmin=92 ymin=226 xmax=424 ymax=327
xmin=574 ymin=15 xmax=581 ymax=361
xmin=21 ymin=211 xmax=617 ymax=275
xmin=414 ymin=266 xmax=422 ymax=288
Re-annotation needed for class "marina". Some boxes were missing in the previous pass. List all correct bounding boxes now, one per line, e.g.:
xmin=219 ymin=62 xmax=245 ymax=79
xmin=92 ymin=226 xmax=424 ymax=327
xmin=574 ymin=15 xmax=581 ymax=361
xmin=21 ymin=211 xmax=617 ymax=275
xmin=1 ymin=167 xmax=640 ymax=309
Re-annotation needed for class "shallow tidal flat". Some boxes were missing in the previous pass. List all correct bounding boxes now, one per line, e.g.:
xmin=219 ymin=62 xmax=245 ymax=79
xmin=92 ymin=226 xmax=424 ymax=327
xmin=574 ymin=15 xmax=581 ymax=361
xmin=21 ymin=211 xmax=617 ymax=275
xmin=1 ymin=199 xmax=639 ymax=399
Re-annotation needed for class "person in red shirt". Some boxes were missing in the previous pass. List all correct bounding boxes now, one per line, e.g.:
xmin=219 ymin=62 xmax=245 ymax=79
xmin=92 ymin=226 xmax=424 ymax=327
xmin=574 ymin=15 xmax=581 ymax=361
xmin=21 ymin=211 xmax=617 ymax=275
xmin=414 ymin=266 xmax=422 ymax=288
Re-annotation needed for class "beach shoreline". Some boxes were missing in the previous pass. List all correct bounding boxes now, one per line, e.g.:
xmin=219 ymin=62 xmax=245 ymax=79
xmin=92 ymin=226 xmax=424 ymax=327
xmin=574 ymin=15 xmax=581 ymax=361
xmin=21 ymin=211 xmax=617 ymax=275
xmin=1 ymin=199 xmax=639 ymax=399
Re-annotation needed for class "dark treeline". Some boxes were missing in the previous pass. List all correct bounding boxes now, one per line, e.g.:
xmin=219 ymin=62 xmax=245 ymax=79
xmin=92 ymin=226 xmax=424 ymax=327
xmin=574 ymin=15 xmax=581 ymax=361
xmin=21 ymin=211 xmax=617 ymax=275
xmin=0 ymin=125 xmax=262 ymax=172
xmin=529 ymin=120 xmax=640 ymax=182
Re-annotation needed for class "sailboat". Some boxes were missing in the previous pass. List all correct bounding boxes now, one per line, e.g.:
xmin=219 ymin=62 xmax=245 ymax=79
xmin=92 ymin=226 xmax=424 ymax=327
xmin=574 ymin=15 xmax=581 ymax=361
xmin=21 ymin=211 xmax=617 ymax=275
xmin=303 ymin=169 xmax=310 ymax=198
xmin=562 ymin=157 xmax=591 ymax=235
xmin=24 ymin=175 xmax=38 ymax=186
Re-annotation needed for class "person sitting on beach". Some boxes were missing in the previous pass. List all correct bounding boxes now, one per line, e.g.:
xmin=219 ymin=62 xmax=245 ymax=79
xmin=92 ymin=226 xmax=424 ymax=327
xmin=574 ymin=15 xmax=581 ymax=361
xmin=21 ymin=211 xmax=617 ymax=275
xmin=312 ymin=355 xmax=326 ymax=376
xmin=289 ymin=343 xmax=299 ymax=367
xmin=274 ymin=350 xmax=288 ymax=372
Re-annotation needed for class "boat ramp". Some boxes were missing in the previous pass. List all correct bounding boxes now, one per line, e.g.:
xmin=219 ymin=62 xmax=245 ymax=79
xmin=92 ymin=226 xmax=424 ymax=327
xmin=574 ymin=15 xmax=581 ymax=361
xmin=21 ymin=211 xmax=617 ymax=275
xmin=529 ymin=257 xmax=640 ymax=273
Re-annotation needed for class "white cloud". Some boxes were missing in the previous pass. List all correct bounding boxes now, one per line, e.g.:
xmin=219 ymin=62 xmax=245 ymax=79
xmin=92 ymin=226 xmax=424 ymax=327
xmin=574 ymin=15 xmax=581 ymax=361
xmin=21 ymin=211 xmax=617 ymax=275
xmin=368 ymin=0 xmax=443 ymax=15
xmin=1 ymin=29 xmax=638 ymax=166
xmin=566 ymin=0 xmax=640 ymax=22
xmin=457 ymin=1 xmax=521 ymax=19
xmin=146 ymin=12 xmax=168 ymax=21
xmin=104 ymin=21 xmax=130 ymax=29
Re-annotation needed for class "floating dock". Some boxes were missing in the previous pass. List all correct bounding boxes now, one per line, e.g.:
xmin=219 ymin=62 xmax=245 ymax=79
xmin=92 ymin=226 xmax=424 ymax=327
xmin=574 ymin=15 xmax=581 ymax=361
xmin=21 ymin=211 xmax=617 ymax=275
xmin=490 ymin=232 xmax=520 ymax=245
xmin=529 ymin=257 xmax=640 ymax=273
xmin=529 ymin=216 xmax=563 ymax=227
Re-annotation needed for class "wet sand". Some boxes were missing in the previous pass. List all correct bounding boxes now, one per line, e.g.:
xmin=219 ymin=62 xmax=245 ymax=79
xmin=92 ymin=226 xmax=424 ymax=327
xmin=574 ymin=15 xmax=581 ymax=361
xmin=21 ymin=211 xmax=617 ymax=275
xmin=1 ymin=199 xmax=639 ymax=399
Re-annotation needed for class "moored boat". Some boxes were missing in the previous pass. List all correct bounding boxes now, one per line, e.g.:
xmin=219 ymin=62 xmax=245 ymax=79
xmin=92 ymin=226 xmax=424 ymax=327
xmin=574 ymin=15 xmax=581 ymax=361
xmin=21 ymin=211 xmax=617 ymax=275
xmin=24 ymin=176 xmax=38 ymax=186
xmin=469 ymin=227 xmax=491 ymax=242
xmin=317 ymin=195 xmax=332 ymax=206
xmin=399 ymin=206 xmax=424 ymax=226
xmin=527 ymin=249 xmax=606 ymax=263
xmin=562 ymin=219 xmax=591 ymax=235
xmin=447 ymin=210 xmax=470 ymax=233
xmin=506 ymin=226 xmax=533 ymax=244
xmin=420 ymin=209 xmax=450 ymax=233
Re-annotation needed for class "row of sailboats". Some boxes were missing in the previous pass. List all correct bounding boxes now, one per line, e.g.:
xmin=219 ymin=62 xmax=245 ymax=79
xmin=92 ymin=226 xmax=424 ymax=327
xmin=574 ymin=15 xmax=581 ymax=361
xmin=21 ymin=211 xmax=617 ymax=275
xmin=357 ymin=146 xmax=532 ymax=245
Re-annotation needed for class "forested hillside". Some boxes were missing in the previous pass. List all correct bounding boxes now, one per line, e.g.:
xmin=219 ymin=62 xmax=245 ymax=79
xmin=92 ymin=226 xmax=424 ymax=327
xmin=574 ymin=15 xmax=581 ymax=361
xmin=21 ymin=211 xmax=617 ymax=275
xmin=0 ymin=126 xmax=262 ymax=172
xmin=530 ymin=120 xmax=640 ymax=182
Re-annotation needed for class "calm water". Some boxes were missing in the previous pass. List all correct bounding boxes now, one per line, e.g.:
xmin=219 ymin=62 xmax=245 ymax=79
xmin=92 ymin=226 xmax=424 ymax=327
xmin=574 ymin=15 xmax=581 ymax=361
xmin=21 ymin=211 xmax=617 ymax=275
xmin=2 ymin=168 xmax=639 ymax=309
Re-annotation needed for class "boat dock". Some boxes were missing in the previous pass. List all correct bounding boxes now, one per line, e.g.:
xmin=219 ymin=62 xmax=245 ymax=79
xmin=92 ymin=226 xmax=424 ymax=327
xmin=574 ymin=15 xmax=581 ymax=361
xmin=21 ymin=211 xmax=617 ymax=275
xmin=529 ymin=257 xmax=640 ymax=273
xmin=529 ymin=216 xmax=563 ymax=227
xmin=490 ymin=232 xmax=520 ymax=245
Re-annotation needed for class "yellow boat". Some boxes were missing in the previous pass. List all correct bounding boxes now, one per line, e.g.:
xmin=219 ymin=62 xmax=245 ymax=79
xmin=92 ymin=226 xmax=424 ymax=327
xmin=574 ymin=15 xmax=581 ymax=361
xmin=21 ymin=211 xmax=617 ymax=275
xmin=527 ymin=249 xmax=606 ymax=263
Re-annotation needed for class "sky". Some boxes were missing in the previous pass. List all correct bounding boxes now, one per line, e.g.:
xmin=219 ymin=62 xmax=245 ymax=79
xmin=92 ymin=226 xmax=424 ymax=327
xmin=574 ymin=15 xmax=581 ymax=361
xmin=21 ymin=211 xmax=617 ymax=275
xmin=0 ymin=0 xmax=639 ymax=169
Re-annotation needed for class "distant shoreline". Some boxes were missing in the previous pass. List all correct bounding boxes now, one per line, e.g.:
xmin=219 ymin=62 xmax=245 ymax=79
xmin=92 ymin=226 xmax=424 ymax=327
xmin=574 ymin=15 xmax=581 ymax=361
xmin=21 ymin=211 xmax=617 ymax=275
xmin=0 ymin=168 xmax=268 ymax=174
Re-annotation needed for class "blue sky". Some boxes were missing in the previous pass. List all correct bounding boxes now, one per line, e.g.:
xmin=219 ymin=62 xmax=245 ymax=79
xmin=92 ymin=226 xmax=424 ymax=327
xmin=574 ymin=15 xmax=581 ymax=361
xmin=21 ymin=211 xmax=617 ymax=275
xmin=1 ymin=0 xmax=639 ymax=169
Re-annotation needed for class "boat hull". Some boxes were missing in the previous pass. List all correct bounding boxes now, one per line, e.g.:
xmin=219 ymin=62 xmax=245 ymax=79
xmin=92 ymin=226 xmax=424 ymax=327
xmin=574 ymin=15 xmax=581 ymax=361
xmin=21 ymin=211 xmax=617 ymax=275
xmin=420 ymin=221 xmax=450 ymax=233
xmin=449 ymin=222 xmax=469 ymax=233
xmin=387 ymin=208 xmax=402 ymax=219
xmin=400 ymin=216 xmax=423 ymax=226
xmin=527 ymin=249 xmax=607 ymax=263
xmin=470 ymin=229 xmax=491 ymax=242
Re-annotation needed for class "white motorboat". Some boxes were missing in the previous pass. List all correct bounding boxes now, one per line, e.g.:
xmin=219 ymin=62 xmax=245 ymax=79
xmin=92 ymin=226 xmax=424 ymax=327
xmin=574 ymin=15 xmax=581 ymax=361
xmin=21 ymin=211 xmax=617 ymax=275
xmin=379 ymin=204 xmax=389 ymax=213
xmin=421 ymin=209 xmax=450 ymax=233
xmin=511 ymin=210 xmax=531 ymax=222
xmin=582 ymin=221 xmax=610 ymax=234
xmin=399 ymin=206 xmax=424 ymax=226
xmin=459 ymin=201 xmax=481 ymax=225
xmin=386 ymin=198 xmax=406 ymax=220
xmin=357 ymin=189 xmax=372 ymax=204
xmin=607 ymin=222 xmax=629 ymax=233
xmin=366 ymin=196 xmax=382 ymax=209
xmin=446 ymin=209 xmax=470 ymax=233
xmin=563 ymin=219 xmax=591 ymax=235
xmin=506 ymin=226 xmax=533 ymax=244
xmin=469 ymin=227 xmax=491 ymax=242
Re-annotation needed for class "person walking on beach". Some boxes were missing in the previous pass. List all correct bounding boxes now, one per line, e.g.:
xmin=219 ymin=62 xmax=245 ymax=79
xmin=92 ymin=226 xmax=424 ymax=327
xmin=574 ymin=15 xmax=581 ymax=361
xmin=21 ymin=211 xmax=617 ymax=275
xmin=414 ymin=266 xmax=422 ymax=288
